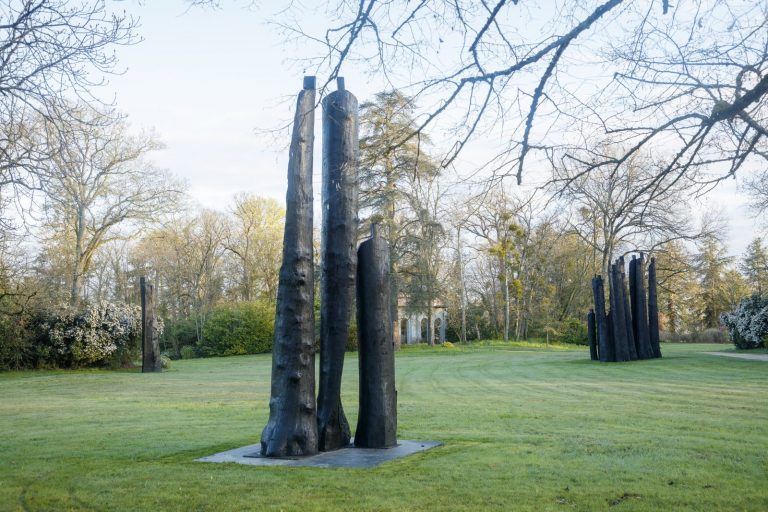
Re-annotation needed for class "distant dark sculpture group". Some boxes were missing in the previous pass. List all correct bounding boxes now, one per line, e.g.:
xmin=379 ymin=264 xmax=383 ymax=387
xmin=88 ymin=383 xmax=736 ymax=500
xmin=260 ymin=77 xmax=397 ymax=457
xmin=588 ymin=255 xmax=662 ymax=362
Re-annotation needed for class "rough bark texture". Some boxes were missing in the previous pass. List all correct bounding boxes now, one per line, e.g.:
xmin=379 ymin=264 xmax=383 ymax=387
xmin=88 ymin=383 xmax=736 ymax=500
xmin=619 ymin=257 xmax=638 ymax=361
xmin=260 ymin=77 xmax=318 ymax=457
xmin=634 ymin=254 xmax=654 ymax=359
xmin=587 ymin=309 xmax=598 ymax=361
xmin=629 ymin=255 xmax=639 ymax=343
xmin=317 ymin=79 xmax=359 ymax=452
xmin=648 ymin=257 xmax=662 ymax=358
xmin=140 ymin=276 xmax=161 ymax=373
xmin=609 ymin=262 xmax=624 ymax=361
xmin=606 ymin=312 xmax=616 ymax=362
xmin=355 ymin=226 xmax=397 ymax=449
xmin=592 ymin=276 xmax=611 ymax=362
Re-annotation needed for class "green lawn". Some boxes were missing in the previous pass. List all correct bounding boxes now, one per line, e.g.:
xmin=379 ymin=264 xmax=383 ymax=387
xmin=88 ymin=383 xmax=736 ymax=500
xmin=1 ymin=343 xmax=766 ymax=511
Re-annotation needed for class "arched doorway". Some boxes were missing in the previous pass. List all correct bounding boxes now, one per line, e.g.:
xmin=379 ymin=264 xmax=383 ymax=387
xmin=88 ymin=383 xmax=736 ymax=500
xmin=400 ymin=318 xmax=408 ymax=343
xmin=420 ymin=318 xmax=427 ymax=342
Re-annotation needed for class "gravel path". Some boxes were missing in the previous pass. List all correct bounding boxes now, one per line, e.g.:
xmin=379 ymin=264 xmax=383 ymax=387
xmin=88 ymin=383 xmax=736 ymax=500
xmin=702 ymin=352 xmax=768 ymax=361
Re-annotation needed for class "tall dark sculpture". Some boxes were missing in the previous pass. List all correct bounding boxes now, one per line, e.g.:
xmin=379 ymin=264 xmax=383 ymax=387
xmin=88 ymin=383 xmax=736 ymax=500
xmin=590 ymin=254 xmax=662 ymax=363
xmin=317 ymin=78 xmax=359 ymax=452
xmin=633 ymin=254 xmax=653 ymax=359
xmin=261 ymin=76 xmax=318 ymax=457
xmin=587 ymin=309 xmax=598 ymax=361
xmin=610 ymin=262 xmax=631 ymax=362
xmin=619 ymin=258 xmax=638 ymax=361
xmin=140 ymin=276 xmax=161 ymax=373
xmin=591 ymin=275 xmax=611 ymax=362
xmin=648 ymin=257 xmax=662 ymax=358
xmin=629 ymin=255 xmax=639 ymax=342
xmin=355 ymin=225 xmax=397 ymax=449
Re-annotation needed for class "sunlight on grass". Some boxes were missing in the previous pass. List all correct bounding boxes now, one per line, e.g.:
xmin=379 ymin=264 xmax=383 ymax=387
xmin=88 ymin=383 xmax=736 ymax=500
xmin=1 ymin=343 xmax=766 ymax=511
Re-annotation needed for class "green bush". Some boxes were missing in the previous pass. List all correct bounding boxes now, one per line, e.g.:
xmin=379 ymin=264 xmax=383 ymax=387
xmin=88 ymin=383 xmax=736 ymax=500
xmin=532 ymin=318 xmax=588 ymax=345
xmin=345 ymin=318 xmax=358 ymax=352
xmin=0 ymin=316 xmax=33 ymax=370
xmin=161 ymin=318 xmax=198 ymax=359
xmin=720 ymin=295 xmax=768 ymax=349
xmin=160 ymin=354 xmax=172 ymax=369
xmin=200 ymin=301 xmax=275 ymax=356
xmin=179 ymin=345 xmax=196 ymax=359
xmin=689 ymin=328 xmax=729 ymax=344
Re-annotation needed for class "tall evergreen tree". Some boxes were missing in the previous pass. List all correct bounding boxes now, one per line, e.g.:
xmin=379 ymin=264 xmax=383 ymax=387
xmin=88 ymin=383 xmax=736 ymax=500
xmin=740 ymin=238 xmax=768 ymax=295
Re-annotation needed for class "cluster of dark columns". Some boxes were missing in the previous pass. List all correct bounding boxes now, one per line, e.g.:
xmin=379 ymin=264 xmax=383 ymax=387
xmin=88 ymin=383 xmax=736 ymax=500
xmin=587 ymin=255 xmax=662 ymax=362
xmin=260 ymin=77 xmax=397 ymax=458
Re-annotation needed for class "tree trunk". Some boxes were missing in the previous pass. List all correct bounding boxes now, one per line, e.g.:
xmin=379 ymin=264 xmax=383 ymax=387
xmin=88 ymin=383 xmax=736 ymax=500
xmin=427 ymin=295 xmax=434 ymax=346
xmin=391 ymin=269 xmax=401 ymax=350
xmin=70 ymin=206 xmax=86 ymax=307
xmin=458 ymin=226 xmax=467 ymax=344
xmin=317 ymin=78 xmax=358 ymax=452
xmin=141 ymin=276 xmax=161 ymax=373
xmin=355 ymin=225 xmax=397 ymax=448
xmin=260 ymin=77 xmax=318 ymax=457
xmin=503 ymin=262 xmax=510 ymax=342
xmin=648 ymin=257 xmax=662 ymax=358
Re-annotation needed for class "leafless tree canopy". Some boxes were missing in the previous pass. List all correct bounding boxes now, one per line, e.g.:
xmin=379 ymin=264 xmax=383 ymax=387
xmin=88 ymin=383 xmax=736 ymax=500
xmin=288 ymin=0 xmax=766 ymax=189
xmin=0 ymin=0 xmax=138 ymax=192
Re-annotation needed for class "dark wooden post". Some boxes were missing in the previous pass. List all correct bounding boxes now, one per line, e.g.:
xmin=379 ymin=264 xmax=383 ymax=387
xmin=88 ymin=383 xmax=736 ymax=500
xmin=587 ymin=309 xmax=598 ymax=361
xmin=317 ymin=77 xmax=358 ymax=452
xmin=355 ymin=225 xmax=397 ymax=448
xmin=619 ymin=257 xmax=638 ymax=360
xmin=634 ymin=254 xmax=653 ymax=359
xmin=629 ymin=255 xmax=639 ymax=344
xmin=610 ymin=261 xmax=631 ymax=362
xmin=648 ymin=257 xmax=662 ymax=358
xmin=261 ymin=76 xmax=318 ymax=457
xmin=592 ymin=275 xmax=611 ymax=362
xmin=140 ymin=276 xmax=161 ymax=373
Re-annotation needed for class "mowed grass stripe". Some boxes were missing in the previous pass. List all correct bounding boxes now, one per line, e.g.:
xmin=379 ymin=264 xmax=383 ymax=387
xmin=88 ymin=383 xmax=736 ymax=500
xmin=1 ymin=343 xmax=766 ymax=511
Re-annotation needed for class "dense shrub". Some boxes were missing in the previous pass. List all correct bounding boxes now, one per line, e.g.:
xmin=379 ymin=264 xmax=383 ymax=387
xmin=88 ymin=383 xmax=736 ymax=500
xmin=695 ymin=328 xmax=729 ymax=344
xmin=0 ymin=316 xmax=33 ymax=370
xmin=200 ymin=301 xmax=275 ymax=356
xmin=720 ymin=295 xmax=768 ymax=349
xmin=345 ymin=318 xmax=358 ymax=352
xmin=553 ymin=318 xmax=588 ymax=345
xmin=179 ymin=345 xmax=196 ymax=359
xmin=659 ymin=330 xmax=677 ymax=342
xmin=161 ymin=318 xmax=198 ymax=358
xmin=32 ymin=302 xmax=151 ymax=368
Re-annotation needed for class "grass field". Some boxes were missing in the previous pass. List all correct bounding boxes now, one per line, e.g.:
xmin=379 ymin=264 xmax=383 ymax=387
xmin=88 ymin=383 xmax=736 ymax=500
xmin=1 ymin=343 xmax=766 ymax=511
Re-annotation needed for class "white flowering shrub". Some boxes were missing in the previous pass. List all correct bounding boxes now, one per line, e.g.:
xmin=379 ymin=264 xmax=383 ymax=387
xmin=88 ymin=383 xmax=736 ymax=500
xmin=720 ymin=295 xmax=768 ymax=349
xmin=36 ymin=302 xmax=163 ymax=367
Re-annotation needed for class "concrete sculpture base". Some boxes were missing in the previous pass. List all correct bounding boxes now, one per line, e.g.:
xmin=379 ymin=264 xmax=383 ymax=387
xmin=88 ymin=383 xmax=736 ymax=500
xmin=196 ymin=440 xmax=441 ymax=469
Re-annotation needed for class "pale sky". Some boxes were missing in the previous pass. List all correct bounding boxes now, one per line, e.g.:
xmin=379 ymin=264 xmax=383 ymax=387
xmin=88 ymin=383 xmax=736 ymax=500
xmin=104 ymin=1 xmax=762 ymax=258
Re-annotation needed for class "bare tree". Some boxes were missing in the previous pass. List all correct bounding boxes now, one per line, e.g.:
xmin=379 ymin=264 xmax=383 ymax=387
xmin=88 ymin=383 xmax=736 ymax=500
xmin=133 ymin=211 xmax=228 ymax=345
xmin=0 ymin=0 xmax=138 ymax=192
xmin=557 ymin=148 xmax=712 ymax=276
xmin=280 ymin=1 xmax=766 ymax=190
xmin=38 ymin=106 xmax=181 ymax=306
xmin=465 ymin=190 xmax=526 ymax=342
xmin=223 ymin=194 xmax=284 ymax=302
